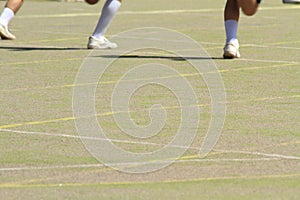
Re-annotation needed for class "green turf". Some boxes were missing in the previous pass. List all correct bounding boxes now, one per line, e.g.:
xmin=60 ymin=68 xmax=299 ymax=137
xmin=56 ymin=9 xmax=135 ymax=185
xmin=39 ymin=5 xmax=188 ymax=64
xmin=1 ymin=176 xmax=300 ymax=200
xmin=0 ymin=0 xmax=299 ymax=199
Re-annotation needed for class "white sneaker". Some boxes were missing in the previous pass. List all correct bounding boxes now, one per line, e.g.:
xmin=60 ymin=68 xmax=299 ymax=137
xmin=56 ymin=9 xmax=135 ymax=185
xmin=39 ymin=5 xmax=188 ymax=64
xmin=223 ymin=41 xmax=240 ymax=59
xmin=0 ymin=23 xmax=16 ymax=40
xmin=87 ymin=36 xmax=117 ymax=49
xmin=283 ymin=0 xmax=300 ymax=3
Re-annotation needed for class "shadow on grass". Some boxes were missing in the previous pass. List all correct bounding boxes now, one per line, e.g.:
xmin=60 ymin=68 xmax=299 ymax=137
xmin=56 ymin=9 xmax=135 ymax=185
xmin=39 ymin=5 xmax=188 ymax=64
xmin=0 ymin=46 xmax=225 ymax=60
xmin=94 ymin=55 xmax=224 ymax=61
xmin=0 ymin=46 xmax=86 ymax=51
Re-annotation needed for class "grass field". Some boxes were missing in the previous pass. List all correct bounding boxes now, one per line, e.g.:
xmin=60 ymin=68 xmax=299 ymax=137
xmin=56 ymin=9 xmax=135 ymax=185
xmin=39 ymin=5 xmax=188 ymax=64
xmin=0 ymin=0 xmax=300 ymax=199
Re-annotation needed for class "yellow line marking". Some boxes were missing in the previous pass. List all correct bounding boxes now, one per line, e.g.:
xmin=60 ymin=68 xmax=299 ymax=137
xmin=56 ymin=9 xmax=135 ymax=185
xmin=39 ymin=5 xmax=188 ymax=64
xmin=0 ymin=117 xmax=75 ymax=129
xmin=256 ymin=140 xmax=300 ymax=151
xmin=218 ymin=63 xmax=297 ymax=73
xmin=0 ymin=168 xmax=111 ymax=189
xmin=0 ymin=94 xmax=299 ymax=129
xmin=0 ymin=173 xmax=299 ymax=188
xmin=267 ymin=40 xmax=300 ymax=46
xmin=0 ymin=62 xmax=297 ymax=93
xmin=227 ymin=94 xmax=300 ymax=104
xmin=276 ymin=140 xmax=300 ymax=147
xmin=0 ymin=111 xmax=115 ymax=129
xmin=0 ymin=53 xmax=298 ymax=129
xmin=16 ymin=37 xmax=83 ymax=44
xmin=0 ymin=57 xmax=82 ymax=66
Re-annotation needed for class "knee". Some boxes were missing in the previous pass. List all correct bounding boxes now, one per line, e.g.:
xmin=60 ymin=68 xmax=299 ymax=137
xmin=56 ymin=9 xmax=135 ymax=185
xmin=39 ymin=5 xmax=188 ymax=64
xmin=241 ymin=7 xmax=257 ymax=16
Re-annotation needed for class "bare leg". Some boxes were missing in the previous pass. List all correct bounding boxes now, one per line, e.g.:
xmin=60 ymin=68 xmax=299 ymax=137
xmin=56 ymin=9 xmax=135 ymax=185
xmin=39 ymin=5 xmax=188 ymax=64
xmin=224 ymin=0 xmax=239 ymax=44
xmin=238 ymin=0 xmax=259 ymax=16
xmin=6 ymin=0 xmax=24 ymax=14
xmin=224 ymin=0 xmax=240 ymax=21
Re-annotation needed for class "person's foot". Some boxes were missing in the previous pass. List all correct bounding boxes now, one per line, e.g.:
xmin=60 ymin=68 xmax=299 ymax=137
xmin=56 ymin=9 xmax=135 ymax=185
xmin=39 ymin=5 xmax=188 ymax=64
xmin=283 ymin=0 xmax=300 ymax=3
xmin=87 ymin=36 xmax=117 ymax=49
xmin=0 ymin=23 xmax=16 ymax=40
xmin=223 ymin=41 xmax=240 ymax=59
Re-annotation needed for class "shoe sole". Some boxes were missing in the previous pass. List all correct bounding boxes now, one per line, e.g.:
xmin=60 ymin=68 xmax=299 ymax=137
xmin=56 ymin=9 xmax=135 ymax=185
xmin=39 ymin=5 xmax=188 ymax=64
xmin=0 ymin=25 xmax=16 ymax=40
xmin=223 ymin=51 xmax=239 ymax=59
xmin=87 ymin=45 xmax=117 ymax=49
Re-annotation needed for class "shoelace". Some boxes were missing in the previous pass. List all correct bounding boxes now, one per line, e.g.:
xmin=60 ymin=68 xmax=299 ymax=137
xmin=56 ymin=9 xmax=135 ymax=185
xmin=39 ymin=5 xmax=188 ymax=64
xmin=102 ymin=37 xmax=109 ymax=43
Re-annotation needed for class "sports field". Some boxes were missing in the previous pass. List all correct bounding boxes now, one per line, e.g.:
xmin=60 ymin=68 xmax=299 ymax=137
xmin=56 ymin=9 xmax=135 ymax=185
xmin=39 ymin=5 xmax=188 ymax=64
xmin=0 ymin=0 xmax=300 ymax=199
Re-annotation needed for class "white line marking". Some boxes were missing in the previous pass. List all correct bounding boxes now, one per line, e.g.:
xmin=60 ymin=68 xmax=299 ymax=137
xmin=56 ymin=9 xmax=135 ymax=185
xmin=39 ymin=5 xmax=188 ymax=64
xmin=239 ymin=58 xmax=299 ymax=64
xmin=1 ymin=128 xmax=300 ymax=161
xmin=0 ymin=128 xmax=200 ymax=150
xmin=215 ymin=149 xmax=300 ymax=160
xmin=243 ymin=44 xmax=300 ymax=51
xmin=0 ymin=158 xmax=281 ymax=172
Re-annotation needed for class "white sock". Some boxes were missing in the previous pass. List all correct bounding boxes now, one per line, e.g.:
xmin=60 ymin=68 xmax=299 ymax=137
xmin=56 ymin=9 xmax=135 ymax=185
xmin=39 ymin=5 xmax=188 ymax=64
xmin=92 ymin=0 xmax=121 ymax=39
xmin=225 ymin=20 xmax=238 ymax=44
xmin=0 ymin=7 xmax=14 ymax=26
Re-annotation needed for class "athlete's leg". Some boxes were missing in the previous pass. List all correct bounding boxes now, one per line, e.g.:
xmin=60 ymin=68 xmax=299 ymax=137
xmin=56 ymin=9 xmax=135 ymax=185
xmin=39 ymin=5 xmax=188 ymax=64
xmin=92 ymin=0 xmax=122 ymax=39
xmin=223 ymin=0 xmax=260 ymax=58
xmin=87 ymin=0 xmax=122 ymax=49
xmin=225 ymin=0 xmax=240 ymax=21
xmin=223 ymin=0 xmax=240 ymax=58
xmin=6 ymin=0 xmax=24 ymax=14
xmin=238 ymin=0 xmax=259 ymax=16
xmin=88 ymin=0 xmax=122 ymax=49
xmin=283 ymin=0 xmax=300 ymax=3
xmin=224 ymin=0 xmax=239 ymax=43
xmin=0 ymin=0 xmax=23 ymax=39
